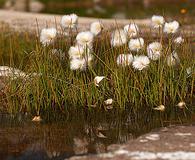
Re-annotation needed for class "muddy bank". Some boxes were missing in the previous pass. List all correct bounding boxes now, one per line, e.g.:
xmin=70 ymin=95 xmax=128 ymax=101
xmin=70 ymin=125 xmax=195 ymax=160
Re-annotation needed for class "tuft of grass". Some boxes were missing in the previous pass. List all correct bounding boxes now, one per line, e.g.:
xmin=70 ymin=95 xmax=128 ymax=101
xmin=0 ymin=22 xmax=194 ymax=117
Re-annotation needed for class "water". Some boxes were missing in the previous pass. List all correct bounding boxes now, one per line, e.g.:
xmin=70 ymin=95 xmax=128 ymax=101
xmin=41 ymin=0 xmax=195 ymax=19
xmin=0 ymin=1 xmax=195 ymax=159
xmin=0 ymin=108 xmax=193 ymax=160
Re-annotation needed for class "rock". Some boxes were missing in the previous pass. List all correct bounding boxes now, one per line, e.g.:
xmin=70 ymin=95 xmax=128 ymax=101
xmin=69 ymin=126 xmax=195 ymax=160
xmin=73 ymin=137 xmax=89 ymax=155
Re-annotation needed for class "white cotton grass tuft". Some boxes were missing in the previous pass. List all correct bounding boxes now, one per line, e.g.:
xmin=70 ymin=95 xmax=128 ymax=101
xmin=174 ymin=36 xmax=184 ymax=44
xmin=76 ymin=31 xmax=94 ymax=47
xmin=94 ymin=76 xmax=105 ymax=87
xmin=151 ymin=15 xmax=165 ymax=28
xmin=70 ymin=58 xmax=87 ymax=70
xmin=40 ymin=28 xmax=57 ymax=46
xmin=147 ymin=42 xmax=162 ymax=61
xmin=69 ymin=45 xmax=93 ymax=71
xmin=128 ymin=38 xmax=144 ymax=52
xmin=164 ymin=21 xmax=179 ymax=34
xmin=123 ymin=23 xmax=139 ymax=38
xmin=167 ymin=51 xmax=180 ymax=66
xmin=90 ymin=21 xmax=103 ymax=36
xmin=61 ymin=13 xmax=78 ymax=29
xmin=117 ymin=54 xmax=134 ymax=66
xmin=132 ymin=55 xmax=150 ymax=71
xmin=110 ymin=29 xmax=127 ymax=47
xmin=68 ymin=45 xmax=88 ymax=59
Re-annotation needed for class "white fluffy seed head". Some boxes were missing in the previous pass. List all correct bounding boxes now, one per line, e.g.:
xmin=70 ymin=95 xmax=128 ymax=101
xmin=68 ymin=45 xmax=85 ymax=59
xmin=124 ymin=24 xmax=139 ymax=38
xmin=174 ymin=36 xmax=184 ymax=44
xmin=164 ymin=21 xmax=179 ymax=34
xmin=132 ymin=55 xmax=150 ymax=71
xmin=40 ymin=28 xmax=57 ymax=46
xmin=151 ymin=15 xmax=165 ymax=28
xmin=90 ymin=21 xmax=103 ymax=36
xmin=117 ymin=54 xmax=134 ymax=66
xmin=111 ymin=29 xmax=127 ymax=47
xmin=70 ymin=58 xmax=87 ymax=70
xmin=147 ymin=42 xmax=162 ymax=61
xmin=61 ymin=13 xmax=78 ymax=29
xmin=76 ymin=31 xmax=94 ymax=47
xmin=129 ymin=38 xmax=144 ymax=52
xmin=167 ymin=51 xmax=180 ymax=66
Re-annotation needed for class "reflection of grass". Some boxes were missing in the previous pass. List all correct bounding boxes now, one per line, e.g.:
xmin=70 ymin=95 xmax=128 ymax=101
xmin=0 ymin=0 xmax=5 ymax=7
xmin=0 ymin=22 xmax=194 ymax=116
xmin=39 ymin=1 xmax=195 ymax=19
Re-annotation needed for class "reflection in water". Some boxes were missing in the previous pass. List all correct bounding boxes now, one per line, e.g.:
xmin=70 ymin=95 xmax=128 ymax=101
xmin=3 ymin=0 xmax=195 ymax=19
xmin=0 ymin=107 xmax=193 ymax=160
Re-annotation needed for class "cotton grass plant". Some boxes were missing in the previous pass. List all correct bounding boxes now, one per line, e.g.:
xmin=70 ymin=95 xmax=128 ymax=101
xmin=0 ymin=14 xmax=194 ymax=117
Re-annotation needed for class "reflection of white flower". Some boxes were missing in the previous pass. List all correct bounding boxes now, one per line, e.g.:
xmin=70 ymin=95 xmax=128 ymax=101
xmin=167 ymin=51 xmax=180 ymax=66
xmin=151 ymin=15 xmax=165 ymax=28
xmin=94 ymin=76 xmax=105 ymax=87
xmin=147 ymin=42 xmax=162 ymax=61
xmin=132 ymin=55 xmax=150 ymax=71
xmin=174 ymin=36 xmax=184 ymax=44
xmin=104 ymin=98 xmax=113 ymax=105
xmin=124 ymin=24 xmax=139 ymax=37
xmin=40 ymin=28 xmax=57 ymax=46
xmin=61 ymin=14 xmax=78 ymax=29
xmin=117 ymin=54 xmax=133 ymax=66
xmin=32 ymin=116 xmax=42 ymax=122
xmin=76 ymin=31 xmax=94 ymax=47
xmin=164 ymin=21 xmax=179 ymax=34
xmin=111 ymin=29 xmax=127 ymax=47
xmin=90 ymin=21 xmax=103 ymax=36
xmin=176 ymin=101 xmax=186 ymax=109
xmin=153 ymin=105 xmax=165 ymax=111
xmin=129 ymin=38 xmax=144 ymax=52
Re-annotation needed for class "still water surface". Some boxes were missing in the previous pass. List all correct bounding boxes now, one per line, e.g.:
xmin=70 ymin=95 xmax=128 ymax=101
xmin=42 ymin=1 xmax=195 ymax=19
xmin=0 ymin=108 xmax=193 ymax=160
